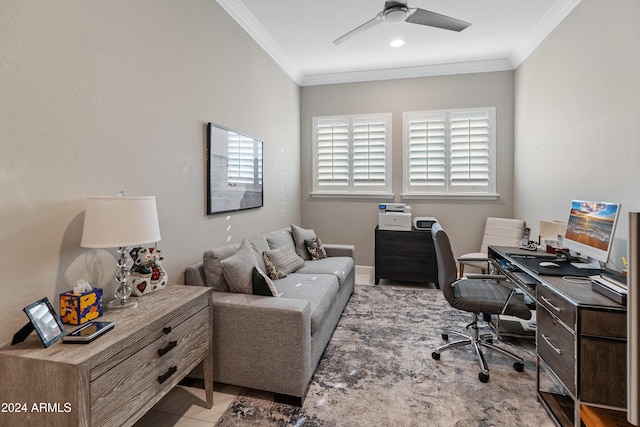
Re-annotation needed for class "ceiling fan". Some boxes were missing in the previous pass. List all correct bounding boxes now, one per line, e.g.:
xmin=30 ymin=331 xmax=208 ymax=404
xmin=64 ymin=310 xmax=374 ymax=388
xmin=333 ymin=0 xmax=471 ymax=45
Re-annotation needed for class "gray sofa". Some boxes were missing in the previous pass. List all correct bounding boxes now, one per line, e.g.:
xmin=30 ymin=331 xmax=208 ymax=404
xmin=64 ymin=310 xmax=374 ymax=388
xmin=185 ymin=226 xmax=355 ymax=405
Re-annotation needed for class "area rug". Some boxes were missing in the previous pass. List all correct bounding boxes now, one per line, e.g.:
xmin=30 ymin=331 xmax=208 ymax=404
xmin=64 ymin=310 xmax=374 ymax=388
xmin=215 ymin=285 xmax=555 ymax=427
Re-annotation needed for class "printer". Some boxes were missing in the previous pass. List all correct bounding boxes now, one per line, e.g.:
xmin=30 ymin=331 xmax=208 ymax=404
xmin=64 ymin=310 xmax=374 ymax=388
xmin=378 ymin=203 xmax=412 ymax=231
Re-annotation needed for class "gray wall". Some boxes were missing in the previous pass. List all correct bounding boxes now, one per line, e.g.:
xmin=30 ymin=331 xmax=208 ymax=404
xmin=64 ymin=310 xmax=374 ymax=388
xmin=514 ymin=0 xmax=640 ymax=269
xmin=0 ymin=1 xmax=301 ymax=346
xmin=300 ymin=72 xmax=516 ymax=267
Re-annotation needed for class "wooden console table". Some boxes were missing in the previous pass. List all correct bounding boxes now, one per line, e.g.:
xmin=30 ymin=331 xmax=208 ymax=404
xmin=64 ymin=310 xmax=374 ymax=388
xmin=488 ymin=246 xmax=627 ymax=427
xmin=374 ymin=226 xmax=439 ymax=287
xmin=0 ymin=285 xmax=212 ymax=427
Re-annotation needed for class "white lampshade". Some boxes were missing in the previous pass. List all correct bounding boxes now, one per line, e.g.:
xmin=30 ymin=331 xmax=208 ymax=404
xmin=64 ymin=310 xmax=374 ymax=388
xmin=81 ymin=196 xmax=161 ymax=248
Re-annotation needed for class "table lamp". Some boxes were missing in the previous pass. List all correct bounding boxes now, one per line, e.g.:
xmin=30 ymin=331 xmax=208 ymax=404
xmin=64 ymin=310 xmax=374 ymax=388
xmin=80 ymin=193 xmax=161 ymax=310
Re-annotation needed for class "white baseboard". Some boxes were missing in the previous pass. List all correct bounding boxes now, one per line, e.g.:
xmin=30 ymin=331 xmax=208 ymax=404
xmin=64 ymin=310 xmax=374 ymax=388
xmin=355 ymin=265 xmax=374 ymax=285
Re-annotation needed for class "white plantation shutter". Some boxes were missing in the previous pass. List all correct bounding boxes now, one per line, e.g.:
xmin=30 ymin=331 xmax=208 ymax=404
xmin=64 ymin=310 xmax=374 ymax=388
xmin=316 ymin=118 xmax=349 ymax=187
xmin=404 ymin=108 xmax=495 ymax=196
xmin=407 ymin=113 xmax=446 ymax=190
xmin=450 ymin=111 xmax=490 ymax=188
xmin=353 ymin=118 xmax=387 ymax=186
xmin=227 ymin=132 xmax=261 ymax=185
xmin=313 ymin=114 xmax=391 ymax=194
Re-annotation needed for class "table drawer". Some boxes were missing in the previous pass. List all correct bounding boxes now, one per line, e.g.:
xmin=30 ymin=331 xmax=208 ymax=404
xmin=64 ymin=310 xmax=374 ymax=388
xmin=537 ymin=305 xmax=576 ymax=396
xmin=537 ymin=285 xmax=575 ymax=330
xmin=91 ymin=308 xmax=208 ymax=426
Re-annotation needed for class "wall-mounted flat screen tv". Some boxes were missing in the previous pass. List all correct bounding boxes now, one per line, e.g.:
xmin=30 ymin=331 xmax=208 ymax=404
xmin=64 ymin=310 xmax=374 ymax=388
xmin=207 ymin=123 xmax=263 ymax=215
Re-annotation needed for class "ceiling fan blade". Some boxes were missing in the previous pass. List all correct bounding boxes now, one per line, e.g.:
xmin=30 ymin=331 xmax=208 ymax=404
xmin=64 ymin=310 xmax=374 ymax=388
xmin=406 ymin=8 xmax=471 ymax=32
xmin=333 ymin=13 xmax=384 ymax=45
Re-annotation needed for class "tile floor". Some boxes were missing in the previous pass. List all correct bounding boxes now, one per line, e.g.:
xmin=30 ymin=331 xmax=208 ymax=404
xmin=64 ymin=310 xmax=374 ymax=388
xmin=133 ymin=383 xmax=242 ymax=427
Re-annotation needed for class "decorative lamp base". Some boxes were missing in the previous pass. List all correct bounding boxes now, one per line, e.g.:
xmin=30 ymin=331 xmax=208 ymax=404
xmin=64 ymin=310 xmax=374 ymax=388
xmin=107 ymin=299 xmax=138 ymax=310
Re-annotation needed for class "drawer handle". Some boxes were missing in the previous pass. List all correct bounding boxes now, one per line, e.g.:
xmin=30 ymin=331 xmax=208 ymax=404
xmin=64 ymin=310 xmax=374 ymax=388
xmin=541 ymin=333 xmax=562 ymax=354
xmin=158 ymin=341 xmax=177 ymax=357
xmin=163 ymin=326 xmax=172 ymax=335
xmin=540 ymin=296 xmax=561 ymax=312
xmin=158 ymin=366 xmax=177 ymax=384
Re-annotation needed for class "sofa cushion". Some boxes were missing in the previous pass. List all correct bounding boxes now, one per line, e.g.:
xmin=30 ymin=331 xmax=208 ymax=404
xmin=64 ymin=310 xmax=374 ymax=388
xmin=248 ymin=235 xmax=270 ymax=273
xmin=290 ymin=224 xmax=316 ymax=260
xmin=252 ymin=267 xmax=278 ymax=297
xmin=274 ymin=273 xmax=339 ymax=335
xmin=265 ymin=228 xmax=296 ymax=251
xmin=305 ymin=237 xmax=327 ymax=260
xmin=296 ymin=256 xmax=355 ymax=286
xmin=203 ymin=243 xmax=240 ymax=292
xmin=263 ymin=246 xmax=305 ymax=279
xmin=221 ymin=239 xmax=258 ymax=294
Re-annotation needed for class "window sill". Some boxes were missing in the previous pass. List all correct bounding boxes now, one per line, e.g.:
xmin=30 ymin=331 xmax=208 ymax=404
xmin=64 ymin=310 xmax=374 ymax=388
xmin=401 ymin=192 xmax=500 ymax=201
xmin=310 ymin=192 xmax=395 ymax=200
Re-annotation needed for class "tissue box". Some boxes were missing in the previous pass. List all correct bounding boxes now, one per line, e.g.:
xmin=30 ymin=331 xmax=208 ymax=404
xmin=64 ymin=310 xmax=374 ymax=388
xmin=59 ymin=288 xmax=103 ymax=325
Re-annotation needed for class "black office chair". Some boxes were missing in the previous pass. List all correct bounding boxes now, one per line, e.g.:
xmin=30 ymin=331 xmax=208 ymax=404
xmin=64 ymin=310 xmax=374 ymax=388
xmin=430 ymin=223 xmax=532 ymax=382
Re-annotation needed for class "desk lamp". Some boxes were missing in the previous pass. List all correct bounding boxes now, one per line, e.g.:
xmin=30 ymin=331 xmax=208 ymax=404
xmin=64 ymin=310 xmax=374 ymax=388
xmin=80 ymin=193 xmax=161 ymax=310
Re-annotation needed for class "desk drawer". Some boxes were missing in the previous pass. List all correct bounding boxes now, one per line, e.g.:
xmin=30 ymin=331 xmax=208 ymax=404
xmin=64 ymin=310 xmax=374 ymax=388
xmin=537 ymin=305 xmax=576 ymax=396
xmin=580 ymin=309 xmax=626 ymax=339
xmin=537 ymin=285 xmax=575 ymax=330
xmin=91 ymin=308 xmax=209 ymax=426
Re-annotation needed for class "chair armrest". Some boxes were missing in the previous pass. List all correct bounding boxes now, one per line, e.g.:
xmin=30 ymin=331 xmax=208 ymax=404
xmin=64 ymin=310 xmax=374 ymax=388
xmin=457 ymin=256 xmax=489 ymax=263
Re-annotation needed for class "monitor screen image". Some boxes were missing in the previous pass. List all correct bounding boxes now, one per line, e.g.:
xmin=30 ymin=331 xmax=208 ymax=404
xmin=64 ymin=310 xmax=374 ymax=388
xmin=563 ymin=200 xmax=621 ymax=265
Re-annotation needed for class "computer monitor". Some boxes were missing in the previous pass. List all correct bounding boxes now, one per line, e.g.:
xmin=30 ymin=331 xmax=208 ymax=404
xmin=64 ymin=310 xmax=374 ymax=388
xmin=562 ymin=200 xmax=621 ymax=268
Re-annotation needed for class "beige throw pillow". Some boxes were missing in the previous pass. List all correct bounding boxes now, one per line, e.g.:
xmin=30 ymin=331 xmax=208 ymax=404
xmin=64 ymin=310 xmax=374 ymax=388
xmin=220 ymin=239 xmax=258 ymax=294
xmin=290 ymin=223 xmax=317 ymax=260
xmin=262 ymin=246 xmax=305 ymax=279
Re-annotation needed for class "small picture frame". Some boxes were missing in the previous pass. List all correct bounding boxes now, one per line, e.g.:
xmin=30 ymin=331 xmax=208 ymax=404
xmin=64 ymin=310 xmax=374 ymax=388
xmin=23 ymin=298 xmax=66 ymax=347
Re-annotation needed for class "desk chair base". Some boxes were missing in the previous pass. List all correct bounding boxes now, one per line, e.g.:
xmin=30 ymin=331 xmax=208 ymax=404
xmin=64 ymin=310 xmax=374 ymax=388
xmin=431 ymin=313 xmax=525 ymax=383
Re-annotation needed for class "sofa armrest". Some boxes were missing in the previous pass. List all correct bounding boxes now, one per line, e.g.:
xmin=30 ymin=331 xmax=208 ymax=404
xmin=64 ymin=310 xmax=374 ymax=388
xmin=323 ymin=243 xmax=355 ymax=260
xmin=209 ymin=292 xmax=313 ymax=397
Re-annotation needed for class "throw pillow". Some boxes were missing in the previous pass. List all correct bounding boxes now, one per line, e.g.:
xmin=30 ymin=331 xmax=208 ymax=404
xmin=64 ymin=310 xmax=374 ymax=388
xmin=248 ymin=235 xmax=270 ymax=273
xmin=262 ymin=246 xmax=305 ymax=279
xmin=252 ymin=267 xmax=278 ymax=297
xmin=220 ymin=239 xmax=258 ymax=294
xmin=202 ymin=243 xmax=239 ymax=292
xmin=266 ymin=229 xmax=296 ymax=251
xmin=290 ymin=223 xmax=317 ymax=260
xmin=305 ymin=237 xmax=327 ymax=260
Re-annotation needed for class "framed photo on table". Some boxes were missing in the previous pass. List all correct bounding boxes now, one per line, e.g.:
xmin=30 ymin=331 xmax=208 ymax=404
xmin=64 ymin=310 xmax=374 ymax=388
xmin=22 ymin=297 xmax=66 ymax=347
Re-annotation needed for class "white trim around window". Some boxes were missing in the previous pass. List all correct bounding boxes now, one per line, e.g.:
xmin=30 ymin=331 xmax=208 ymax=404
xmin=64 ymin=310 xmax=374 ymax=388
xmin=312 ymin=113 xmax=392 ymax=197
xmin=402 ymin=107 xmax=498 ymax=199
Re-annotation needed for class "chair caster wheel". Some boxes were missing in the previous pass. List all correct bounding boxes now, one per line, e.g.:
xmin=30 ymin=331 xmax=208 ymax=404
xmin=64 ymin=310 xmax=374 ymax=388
xmin=441 ymin=333 xmax=449 ymax=341
xmin=513 ymin=362 xmax=524 ymax=372
xmin=432 ymin=352 xmax=440 ymax=360
xmin=479 ymin=372 xmax=490 ymax=383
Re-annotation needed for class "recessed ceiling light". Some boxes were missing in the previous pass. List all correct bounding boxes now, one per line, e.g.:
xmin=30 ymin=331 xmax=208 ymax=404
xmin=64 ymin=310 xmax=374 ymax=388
xmin=390 ymin=39 xmax=405 ymax=47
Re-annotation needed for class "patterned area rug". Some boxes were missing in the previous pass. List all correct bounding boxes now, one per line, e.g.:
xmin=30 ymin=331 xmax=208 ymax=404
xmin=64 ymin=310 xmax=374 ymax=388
xmin=215 ymin=285 xmax=554 ymax=427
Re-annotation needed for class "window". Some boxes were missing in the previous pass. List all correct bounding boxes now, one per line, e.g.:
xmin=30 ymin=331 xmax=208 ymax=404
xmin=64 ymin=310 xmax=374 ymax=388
xmin=403 ymin=107 xmax=496 ymax=197
xmin=312 ymin=114 xmax=392 ymax=196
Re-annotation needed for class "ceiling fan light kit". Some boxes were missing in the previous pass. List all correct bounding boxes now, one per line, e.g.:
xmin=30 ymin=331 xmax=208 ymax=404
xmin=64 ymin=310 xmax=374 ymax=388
xmin=384 ymin=6 xmax=408 ymax=23
xmin=333 ymin=0 xmax=471 ymax=45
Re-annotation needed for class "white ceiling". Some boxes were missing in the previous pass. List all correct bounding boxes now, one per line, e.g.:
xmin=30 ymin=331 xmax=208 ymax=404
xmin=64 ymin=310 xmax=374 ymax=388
xmin=217 ymin=0 xmax=581 ymax=86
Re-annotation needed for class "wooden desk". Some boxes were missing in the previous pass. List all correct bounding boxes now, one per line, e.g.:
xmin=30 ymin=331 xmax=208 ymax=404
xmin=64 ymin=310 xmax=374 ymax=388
xmin=488 ymin=246 xmax=627 ymax=427
xmin=0 ymin=285 xmax=213 ymax=427
xmin=374 ymin=226 xmax=439 ymax=287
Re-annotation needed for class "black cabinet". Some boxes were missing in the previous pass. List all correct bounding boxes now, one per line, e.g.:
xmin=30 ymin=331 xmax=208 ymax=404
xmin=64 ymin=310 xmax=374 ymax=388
xmin=374 ymin=226 xmax=439 ymax=287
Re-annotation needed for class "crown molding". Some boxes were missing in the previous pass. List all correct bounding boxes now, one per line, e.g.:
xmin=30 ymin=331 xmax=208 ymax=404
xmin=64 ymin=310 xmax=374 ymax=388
xmin=219 ymin=0 xmax=581 ymax=87
xmin=509 ymin=0 xmax=582 ymax=68
xmin=216 ymin=0 xmax=304 ymax=85
xmin=301 ymin=59 xmax=514 ymax=86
